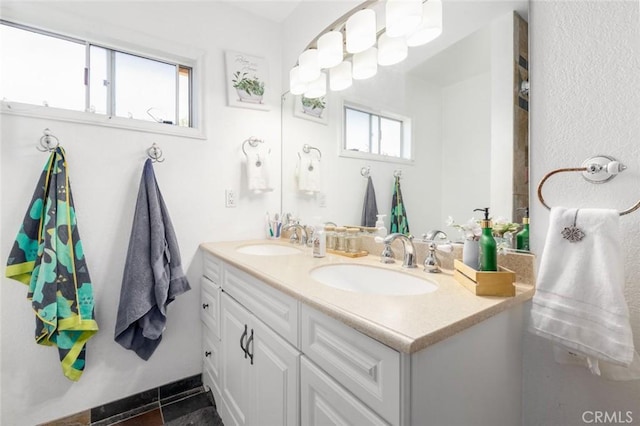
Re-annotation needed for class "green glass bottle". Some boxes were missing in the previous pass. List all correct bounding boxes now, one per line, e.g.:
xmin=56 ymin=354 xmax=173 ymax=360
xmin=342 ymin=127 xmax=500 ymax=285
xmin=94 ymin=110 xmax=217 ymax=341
xmin=516 ymin=207 xmax=530 ymax=251
xmin=474 ymin=208 xmax=497 ymax=271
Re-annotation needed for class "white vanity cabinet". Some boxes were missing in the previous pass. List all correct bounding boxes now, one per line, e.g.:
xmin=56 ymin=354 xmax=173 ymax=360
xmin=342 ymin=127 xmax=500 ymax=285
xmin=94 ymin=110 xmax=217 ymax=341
xmin=201 ymin=252 xmax=300 ymax=426
xmin=219 ymin=292 xmax=299 ymax=426
xmin=201 ymin=249 xmax=524 ymax=426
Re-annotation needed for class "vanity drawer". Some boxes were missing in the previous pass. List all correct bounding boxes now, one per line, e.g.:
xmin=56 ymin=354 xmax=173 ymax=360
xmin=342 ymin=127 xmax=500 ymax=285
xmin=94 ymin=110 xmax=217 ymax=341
xmin=202 ymin=322 xmax=222 ymax=401
xmin=223 ymin=262 xmax=299 ymax=347
xmin=301 ymin=305 xmax=400 ymax=426
xmin=301 ymin=357 xmax=389 ymax=426
xmin=201 ymin=277 xmax=221 ymax=340
xmin=203 ymin=251 xmax=222 ymax=284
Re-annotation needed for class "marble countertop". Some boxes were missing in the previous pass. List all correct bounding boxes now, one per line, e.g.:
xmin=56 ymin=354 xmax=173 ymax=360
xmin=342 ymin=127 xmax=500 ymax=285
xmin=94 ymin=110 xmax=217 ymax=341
xmin=200 ymin=239 xmax=535 ymax=354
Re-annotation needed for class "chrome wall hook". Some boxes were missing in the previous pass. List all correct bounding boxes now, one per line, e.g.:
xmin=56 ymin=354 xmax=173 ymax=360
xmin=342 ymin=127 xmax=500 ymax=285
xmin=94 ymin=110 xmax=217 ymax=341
xmin=36 ymin=128 xmax=60 ymax=152
xmin=147 ymin=143 xmax=165 ymax=163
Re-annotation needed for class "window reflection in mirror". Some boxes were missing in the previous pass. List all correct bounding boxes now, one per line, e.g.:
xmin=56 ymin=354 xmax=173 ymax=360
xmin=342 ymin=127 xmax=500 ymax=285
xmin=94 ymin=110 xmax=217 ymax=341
xmin=343 ymin=103 xmax=411 ymax=161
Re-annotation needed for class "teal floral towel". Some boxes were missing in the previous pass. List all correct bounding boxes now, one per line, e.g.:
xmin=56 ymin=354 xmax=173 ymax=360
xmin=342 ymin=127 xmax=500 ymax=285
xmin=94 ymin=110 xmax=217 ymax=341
xmin=390 ymin=176 xmax=410 ymax=235
xmin=5 ymin=147 xmax=98 ymax=381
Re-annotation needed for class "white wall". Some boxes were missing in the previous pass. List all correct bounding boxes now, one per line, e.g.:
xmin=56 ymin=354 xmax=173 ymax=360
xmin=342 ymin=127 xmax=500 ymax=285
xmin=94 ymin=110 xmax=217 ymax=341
xmin=525 ymin=1 xmax=640 ymax=425
xmin=440 ymin=72 xmax=492 ymax=232
xmin=0 ymin=2 xmax=282 ymax=424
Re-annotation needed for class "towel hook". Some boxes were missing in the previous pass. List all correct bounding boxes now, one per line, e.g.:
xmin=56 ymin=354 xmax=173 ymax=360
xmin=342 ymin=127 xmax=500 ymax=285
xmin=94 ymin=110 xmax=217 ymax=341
xmin=537 ymin=155 xmax=640 ymax=216
xmin=361 ymin=166 xmax=371 ymax=178
xmin=36 ymin=128 xmax=60 ymax=152
xmin=302 ymin=144 xmax=322 ymax=159
xmin=242 ymin=137 xmax=264 ymax=156
xmin=393 ymin=169 xmax=402 ymax=179
xmin=147 ymin=143 xmax=165 ymax=163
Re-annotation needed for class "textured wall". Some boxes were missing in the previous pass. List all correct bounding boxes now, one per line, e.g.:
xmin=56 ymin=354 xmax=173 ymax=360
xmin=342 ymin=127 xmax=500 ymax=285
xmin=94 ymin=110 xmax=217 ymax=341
xmin=525 ymin=1 xmax=640 ymax=424
xmin=0 ymin=2 xmax=282 ymax=424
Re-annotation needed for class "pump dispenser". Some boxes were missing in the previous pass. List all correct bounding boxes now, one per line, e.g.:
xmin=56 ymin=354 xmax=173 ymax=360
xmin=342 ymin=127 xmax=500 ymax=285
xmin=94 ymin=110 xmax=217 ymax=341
xmin=516 ymin=207 xmax=530 ymax=251
xmin=473 ymin=207 xmax=497 ymax=271
xmin=375 ymin=214 xmax=388 ymax=237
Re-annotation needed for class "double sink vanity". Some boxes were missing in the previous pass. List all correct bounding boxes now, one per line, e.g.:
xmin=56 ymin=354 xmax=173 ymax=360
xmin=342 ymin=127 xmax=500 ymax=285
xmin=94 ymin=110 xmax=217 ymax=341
xmin=199 ymin=239 xmax=535 ymax=426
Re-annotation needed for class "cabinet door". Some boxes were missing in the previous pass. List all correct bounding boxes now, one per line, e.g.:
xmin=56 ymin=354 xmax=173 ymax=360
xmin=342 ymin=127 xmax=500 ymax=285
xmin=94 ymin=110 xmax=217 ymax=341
xmin=202 ymin=323 xmax=222 ymax=403
xmin=220 ymin=293 xmax=252 ymax=426
xmin=300 ymin=357 xmax=389 ymax=426
xmin=251 ymin=317 xmax=300 ymax=426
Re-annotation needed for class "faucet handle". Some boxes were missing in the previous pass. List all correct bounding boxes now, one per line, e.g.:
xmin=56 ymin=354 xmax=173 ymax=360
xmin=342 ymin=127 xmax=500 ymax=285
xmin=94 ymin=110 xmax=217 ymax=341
xmin=380 ymin=243 xmax=395 ymax=264
xmin=423 ymin=242 xmax=441 ymax=273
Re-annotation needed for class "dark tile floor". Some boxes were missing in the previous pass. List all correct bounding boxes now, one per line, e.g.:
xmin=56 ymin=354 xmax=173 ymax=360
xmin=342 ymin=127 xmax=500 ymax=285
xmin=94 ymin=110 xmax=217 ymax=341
xmin=41 ymin=375 xmax=224 ymax=425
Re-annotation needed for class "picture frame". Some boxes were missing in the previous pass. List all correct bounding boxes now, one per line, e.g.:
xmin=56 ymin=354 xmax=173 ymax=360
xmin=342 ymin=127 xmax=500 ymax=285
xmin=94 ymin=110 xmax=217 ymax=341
xmin=225 ymin=50 xmax=270 ymax=111
xmin=293 ymin=95 xmax=328 ymax=125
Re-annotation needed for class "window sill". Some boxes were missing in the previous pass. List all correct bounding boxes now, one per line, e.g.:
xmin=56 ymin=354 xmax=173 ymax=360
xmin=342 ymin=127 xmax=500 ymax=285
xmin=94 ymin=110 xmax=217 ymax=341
xmin=0 ymin=101 xmax=206 ymax=140
xmin=339 ymin=149 xmax=414 ymax=165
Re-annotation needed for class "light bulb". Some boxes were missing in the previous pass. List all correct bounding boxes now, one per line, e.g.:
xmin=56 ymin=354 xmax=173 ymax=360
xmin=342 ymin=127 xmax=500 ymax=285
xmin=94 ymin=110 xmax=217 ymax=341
xmin=377 ymin=33 xmax=408 ymax=66
xmin=330 ymin=61 xmax=353 ymax=91
xmin=385 ymin=0 xmax=422 ymax=38
xmin=406 ymin=0 xmax=443 ymax=47
xmin=352 ymin=47 xmax=378 ymax=80
xmin=289 ymin=66 xmax=308 ymax=95
xmin=318 ymin=31 xmax=344 ymax=69
xmin=346 ymin=9 xmax=376 ymax=54
xmin=298 ymin=49 xmax=320 ymax=83
xmin=304 ymin=72 xmax=327 ymax=98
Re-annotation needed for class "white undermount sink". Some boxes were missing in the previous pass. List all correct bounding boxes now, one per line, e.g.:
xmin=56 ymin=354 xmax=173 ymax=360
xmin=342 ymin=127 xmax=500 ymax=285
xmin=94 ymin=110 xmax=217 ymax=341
xmin=310 ymin=264 xmax=438 ymax=295
xmin=236 ymin=244 xmax=302 ymax=256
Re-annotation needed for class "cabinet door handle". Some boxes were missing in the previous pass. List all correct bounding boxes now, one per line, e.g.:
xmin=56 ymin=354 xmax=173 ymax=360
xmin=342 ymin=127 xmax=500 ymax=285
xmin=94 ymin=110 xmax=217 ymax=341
xmin=202 ymin=303 xmax=209 ymax=309
xmin=240 ymin=324 xmax=248 ymax=358
xmin=246 ymin=328 xmax=254 ymax=365
xmin=204 ymin=351 xmax=211 ymax=357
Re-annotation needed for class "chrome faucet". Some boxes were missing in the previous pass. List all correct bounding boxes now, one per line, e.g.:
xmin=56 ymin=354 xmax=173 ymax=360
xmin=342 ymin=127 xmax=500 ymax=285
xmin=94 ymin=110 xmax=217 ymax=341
xmin=423 ymin=242 xmax=441 ymax=273
xmin=383 ymin=233 xmax=417 ymax=268
xmin=283 ymin=223 xmax=308 ymax=246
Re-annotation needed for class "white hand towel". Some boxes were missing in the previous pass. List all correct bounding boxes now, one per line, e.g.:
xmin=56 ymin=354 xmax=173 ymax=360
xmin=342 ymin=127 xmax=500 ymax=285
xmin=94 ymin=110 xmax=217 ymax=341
xmin=297 ymin=156 xmax=321 ymax=194
xmin=246 ymin=147 xmax=273 ymax=193
xmin=529 ymin=207 xmax=640 ymax=380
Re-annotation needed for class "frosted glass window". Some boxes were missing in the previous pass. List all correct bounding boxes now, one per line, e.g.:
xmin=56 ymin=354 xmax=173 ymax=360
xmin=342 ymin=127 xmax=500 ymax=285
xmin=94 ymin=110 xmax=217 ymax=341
xmin=0 ymin=24 xmax=85 ymax=111
xmin=344 ymin=104 xmax=410 ymax=160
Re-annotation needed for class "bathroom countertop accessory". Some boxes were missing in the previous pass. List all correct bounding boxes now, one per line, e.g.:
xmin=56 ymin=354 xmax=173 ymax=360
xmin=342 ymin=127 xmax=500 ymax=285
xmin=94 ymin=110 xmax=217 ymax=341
xmin=453 ymin=259 xmax=516 ymax=297
xmin=537 ymin=155 xmax=640 ymax=215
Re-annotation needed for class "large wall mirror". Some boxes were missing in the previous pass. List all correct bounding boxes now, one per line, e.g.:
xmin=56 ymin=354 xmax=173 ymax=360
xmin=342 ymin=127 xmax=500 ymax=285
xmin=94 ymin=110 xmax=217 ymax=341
xmin=281 ymin=0 xmax=529 ymax=240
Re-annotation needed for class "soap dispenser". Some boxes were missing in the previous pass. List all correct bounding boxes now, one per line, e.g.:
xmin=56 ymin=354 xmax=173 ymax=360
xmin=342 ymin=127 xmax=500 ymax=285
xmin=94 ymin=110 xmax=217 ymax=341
xmin=473 ymin=207 xmax=497 ymax=271
xmin=516 ymin=207 xmax=530 ymax=251
xmin=375 ymin=214 xmax=388 ymax=237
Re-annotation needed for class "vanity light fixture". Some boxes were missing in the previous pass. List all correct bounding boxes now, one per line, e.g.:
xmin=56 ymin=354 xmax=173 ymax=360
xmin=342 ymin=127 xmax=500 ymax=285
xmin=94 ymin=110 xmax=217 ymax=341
xmin=304 ymin=71 xmax=327 ymax=98
xmin=346 ymin=8 xmax=377 ymax=54
xmin=317 ymin=30 xmax=344 ymax=69
xmin=290 ymin=0 xmax=445 ymax=98
xmin=406 ymin=0 xmax=443 ymax=47
xmin=298 ymin=48 xmax=320 ymax=83
xmin=385 ymin=0 xmax=423 ymax=38
xmin=330 ymin=61 xmax=353 ymax=91
xmin=352 ymin=47 xmax=378 ymax=80
xmin=377 ymin=33 xmax=408 ymax=66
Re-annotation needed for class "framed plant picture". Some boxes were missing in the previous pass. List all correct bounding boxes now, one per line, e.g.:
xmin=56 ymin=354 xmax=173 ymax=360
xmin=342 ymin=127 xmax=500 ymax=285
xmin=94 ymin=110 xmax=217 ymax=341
xmin=293 ymin=95 xmax=328 ymax=125
xmin=225 ymin=50 xmax=270 ymax=111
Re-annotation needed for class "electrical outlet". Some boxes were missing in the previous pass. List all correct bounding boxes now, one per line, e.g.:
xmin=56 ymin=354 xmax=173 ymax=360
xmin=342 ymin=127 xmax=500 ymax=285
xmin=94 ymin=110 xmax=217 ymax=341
xmin=225 ymin=189 xmax=237 ymax=208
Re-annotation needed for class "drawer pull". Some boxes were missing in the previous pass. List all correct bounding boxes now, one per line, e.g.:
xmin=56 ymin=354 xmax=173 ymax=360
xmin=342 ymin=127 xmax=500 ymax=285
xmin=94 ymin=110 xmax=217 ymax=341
xmin=204 ymin=351 xmax=211 ymax=357
xmin=202 ymin=303 xmax=209 ymax=309
xmin=246 ymin=328 xmax=255 ymax=365
xmin=240 ymin=324 xmax=248 ymax=358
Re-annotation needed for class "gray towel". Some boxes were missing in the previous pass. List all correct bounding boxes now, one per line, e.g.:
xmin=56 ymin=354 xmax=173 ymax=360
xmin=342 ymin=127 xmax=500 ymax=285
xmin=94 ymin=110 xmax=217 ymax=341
xmin=115 ymin=159 xmax=190 ymax=360
xmin=361 ymin=176 xmax=379 ymax=227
